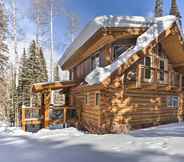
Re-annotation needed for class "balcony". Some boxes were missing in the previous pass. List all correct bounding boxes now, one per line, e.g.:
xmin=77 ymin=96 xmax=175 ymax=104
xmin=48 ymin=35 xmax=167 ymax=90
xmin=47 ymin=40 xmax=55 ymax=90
xmin=127 ymin=64 xmax=183 ymax=91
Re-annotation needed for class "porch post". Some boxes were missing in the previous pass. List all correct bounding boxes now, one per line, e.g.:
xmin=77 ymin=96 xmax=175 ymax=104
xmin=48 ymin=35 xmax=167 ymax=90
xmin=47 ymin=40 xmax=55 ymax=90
xmin=179 ymin=74 xmax=182 ymax=91
xmin=64 ymin=107 xmax=67 ymax=128
xmin=21 ymin=108 xmax=26 ymax=131
xmin=178 ymin=93 xmax=184 ymax=122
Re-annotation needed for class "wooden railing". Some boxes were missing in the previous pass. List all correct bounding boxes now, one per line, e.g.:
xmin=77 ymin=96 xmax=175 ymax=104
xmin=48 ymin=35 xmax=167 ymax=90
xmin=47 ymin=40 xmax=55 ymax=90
xmin=136 ymin=65 xmax=182 ymax=90
xmin=21 ymin=105 xmax=77 ymax=131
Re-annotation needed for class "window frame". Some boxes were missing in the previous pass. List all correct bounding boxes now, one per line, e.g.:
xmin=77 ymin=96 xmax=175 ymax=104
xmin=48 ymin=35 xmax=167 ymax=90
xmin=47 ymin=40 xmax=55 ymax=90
xmin=112 ymin=45 xmax=126 ymax=60
xmin=144 ymin=56 xmax=153 ymax=82
xmin=95 ymin=92 xmax=100 ymax=106
xmin=167 ymin=96 xmax=179 ymax=108
xmin=159 ymin=57 xmax=168 ymax=84
xmin=91 ymin=53 xmax=100 ymax=70
xmin=85 ymin=93 xmax=89 ymax=105
xmin=159 ymin=58 xmax=165 ymax=82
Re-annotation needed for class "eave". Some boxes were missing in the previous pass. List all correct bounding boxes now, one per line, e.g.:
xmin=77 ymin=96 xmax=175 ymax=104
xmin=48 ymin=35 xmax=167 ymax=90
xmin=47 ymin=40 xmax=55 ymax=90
xmin=61 ymin=27 xmax=146 ymax=70
xmin=32 ymin=80 xmax=78 ymax=93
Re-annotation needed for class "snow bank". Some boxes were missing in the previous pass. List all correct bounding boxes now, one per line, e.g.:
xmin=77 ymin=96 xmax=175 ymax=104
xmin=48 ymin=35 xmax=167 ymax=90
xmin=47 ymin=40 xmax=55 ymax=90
xmin=34 ymin=127 xmax=84 ymax=139
xmin=0 ymin=121 xmax=29 ymax=136
xmin=85 ymin=15 xmax=177 ymax=85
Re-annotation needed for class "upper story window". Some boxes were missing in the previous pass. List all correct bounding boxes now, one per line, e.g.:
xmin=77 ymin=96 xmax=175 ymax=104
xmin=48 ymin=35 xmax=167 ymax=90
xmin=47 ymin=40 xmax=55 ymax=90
xmin=113 ymin=45 xmax=126 ymax=60
xmin=144 ymin=56 xmax=152 ymax=80
xmin=159 ymin=59 xmax=165 ymax=81
xmin=69 ymin=69 xmax=74 ymax=80
xmin=91 ymin=54 xmax=100 ymax=70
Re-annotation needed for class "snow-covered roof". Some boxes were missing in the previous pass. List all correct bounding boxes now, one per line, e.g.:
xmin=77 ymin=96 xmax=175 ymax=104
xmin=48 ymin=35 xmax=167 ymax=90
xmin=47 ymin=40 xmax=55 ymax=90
xmin=85 ymin=15 xmax=179 ymax=85
xmin=59 ymin=16 xmax=159 ymax=67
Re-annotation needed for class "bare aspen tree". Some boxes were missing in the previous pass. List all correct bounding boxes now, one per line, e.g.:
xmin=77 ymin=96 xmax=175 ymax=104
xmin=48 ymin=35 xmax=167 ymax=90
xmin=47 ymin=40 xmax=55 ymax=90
xmin=6 ymin=0 xmax=24 ymax=125
xmin=65 ymin=11 xmax=80 ymax=42
xmin=0 ymin=0 xmax=9 ymax=121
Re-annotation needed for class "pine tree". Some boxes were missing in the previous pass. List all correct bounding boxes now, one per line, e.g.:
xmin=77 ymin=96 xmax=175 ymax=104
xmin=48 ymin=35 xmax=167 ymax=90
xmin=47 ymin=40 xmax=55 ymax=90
xmin=154 ymin=0 xmax=163 ymax=17
xmin=17 ymin=40 xmax=48 ymax=107
xmin=17 ymin=48 xmax=28 ymax=107
xmin=170 ymin=0 xmax=181 ymax=19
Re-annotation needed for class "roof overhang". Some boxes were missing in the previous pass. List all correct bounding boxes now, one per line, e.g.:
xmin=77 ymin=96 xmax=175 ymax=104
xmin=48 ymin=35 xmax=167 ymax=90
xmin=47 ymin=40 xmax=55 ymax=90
xmin=62 ymin=27 xmax=146 ymax=70
xmin=161 ymin=23 xmax=184 ymax=73
xmin=32 ymin=81 xmax=78 ymax=93
xmin=85 ymin=16 xmax=184 ymax=86
xmin=59 ymin=16 xmax=157 ymax=69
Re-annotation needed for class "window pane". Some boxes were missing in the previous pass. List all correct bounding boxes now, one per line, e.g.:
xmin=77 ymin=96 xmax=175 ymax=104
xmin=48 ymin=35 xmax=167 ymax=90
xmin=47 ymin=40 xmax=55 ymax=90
xmin=167 ymin=96 xmax=179 ymax=108
xmin=173 ymin=96 xmax=179 ymax=107
xmin=160 ymin=60 xmax=165 ymax=81
xmin=113 ymin=45 xmax=125 ymax=60
xmin=144 ymin=57 xmax=151 ymax=79
xmin=96 ymin=93 xmax=100 ymax=106
xmin=92 ymin=54 xmax=100 ymax=70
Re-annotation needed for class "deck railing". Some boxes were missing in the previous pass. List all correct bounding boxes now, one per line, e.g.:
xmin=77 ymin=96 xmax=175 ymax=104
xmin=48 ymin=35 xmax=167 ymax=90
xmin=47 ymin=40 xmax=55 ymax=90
xmin=21 ymin=105 xmax=77 ymax=131
xmin=136 ymin=65 xmax=182 ymax=90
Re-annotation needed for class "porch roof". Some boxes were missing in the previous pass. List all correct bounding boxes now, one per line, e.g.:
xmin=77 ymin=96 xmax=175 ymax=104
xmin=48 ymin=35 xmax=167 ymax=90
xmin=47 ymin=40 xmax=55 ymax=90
xmin=32 ymin=80 xmax=77 ymax=93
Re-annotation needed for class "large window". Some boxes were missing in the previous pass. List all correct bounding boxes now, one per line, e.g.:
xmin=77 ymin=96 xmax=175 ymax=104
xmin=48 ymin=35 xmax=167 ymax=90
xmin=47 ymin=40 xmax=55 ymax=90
xmin=91 ymin=54 xmax=100 ymax=70
xmin=167 ymin=96 xmax=179 ymax=108
xmin=113 ymin=45 xmax=126 ymax=60
xmin=144 ymin=56 xmax=152 ymax=80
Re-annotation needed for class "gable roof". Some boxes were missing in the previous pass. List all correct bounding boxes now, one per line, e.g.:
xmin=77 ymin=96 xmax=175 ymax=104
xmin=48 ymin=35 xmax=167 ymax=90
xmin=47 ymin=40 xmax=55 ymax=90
xmin=85 ymin=15 xmax=183 ymax=85
xmin=58 ymin=15 xmax=184 ymax=86
xmin=59 ymin=16 xmax=165 ymax=67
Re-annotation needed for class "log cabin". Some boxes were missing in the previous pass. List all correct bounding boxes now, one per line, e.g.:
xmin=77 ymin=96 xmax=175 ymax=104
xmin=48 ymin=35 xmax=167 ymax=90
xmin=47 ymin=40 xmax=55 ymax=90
xmin=20 ymin=14 xmax=184 ymax=133
xmin=54 ymin=15 xmax=184 ymax=133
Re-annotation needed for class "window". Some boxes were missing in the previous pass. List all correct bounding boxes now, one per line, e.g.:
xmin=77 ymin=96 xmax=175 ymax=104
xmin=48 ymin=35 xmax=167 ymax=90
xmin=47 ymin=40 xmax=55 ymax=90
xmin=113 ymin=45 xmax=126 ymax=60
xmin=91 ymin=54 xmax=100 ymax=70
xmin=85 ymin=94 xmax=89 ymax=105
xmin=95 ymin=93 xmax=100 ymax=106
xmin=144 ymin=57 xmax=152 ymax=80
xmin=167 ymin=96 xmax=179 ymax=108
xmin=159 ymin=59 xmax=165 ymax=81
xmin=69 ymin=70 xmax=74 ymax=80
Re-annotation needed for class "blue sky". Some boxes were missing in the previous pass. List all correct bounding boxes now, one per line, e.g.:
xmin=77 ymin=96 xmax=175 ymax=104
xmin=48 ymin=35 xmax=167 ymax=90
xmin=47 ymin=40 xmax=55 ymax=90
xmin=14 ymin=0 xmax=184 ymax=60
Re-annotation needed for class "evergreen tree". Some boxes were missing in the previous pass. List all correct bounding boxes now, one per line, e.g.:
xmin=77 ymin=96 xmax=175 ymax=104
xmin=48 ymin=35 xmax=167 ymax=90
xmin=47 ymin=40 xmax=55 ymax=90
xmin=154 ymin=0 xmax=163 ymax=17
xmin=17 ymin=48 xmax=28 ymax=107
xmin=17 ymin=41 xmax=48 ymax=107
xmin=170 ymin=0 xmax=181 ymax=19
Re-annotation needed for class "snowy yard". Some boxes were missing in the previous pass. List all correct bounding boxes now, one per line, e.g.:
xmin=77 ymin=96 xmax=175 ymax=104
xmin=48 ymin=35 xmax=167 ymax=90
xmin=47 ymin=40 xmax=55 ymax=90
xmin=0 ymin=122 xmax=184 ymax=162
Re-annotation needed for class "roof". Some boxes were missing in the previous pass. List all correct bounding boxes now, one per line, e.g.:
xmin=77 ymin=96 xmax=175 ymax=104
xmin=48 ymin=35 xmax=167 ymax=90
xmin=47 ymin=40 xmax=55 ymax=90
xmin=58 ymin=15 xmax=183 ymax=86
xmin=85 ymin=15 xmax=183 ymax=85
xmin=32 ymin=81 xmax=77 ymax=93
xmin=59 ymin=16 xmax=158 ymax=67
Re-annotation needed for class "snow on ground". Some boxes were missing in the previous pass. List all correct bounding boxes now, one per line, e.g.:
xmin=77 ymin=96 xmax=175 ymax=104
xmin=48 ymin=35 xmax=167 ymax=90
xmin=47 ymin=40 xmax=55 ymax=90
xmin=0 ymin=122 xmax=184 ymax=162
